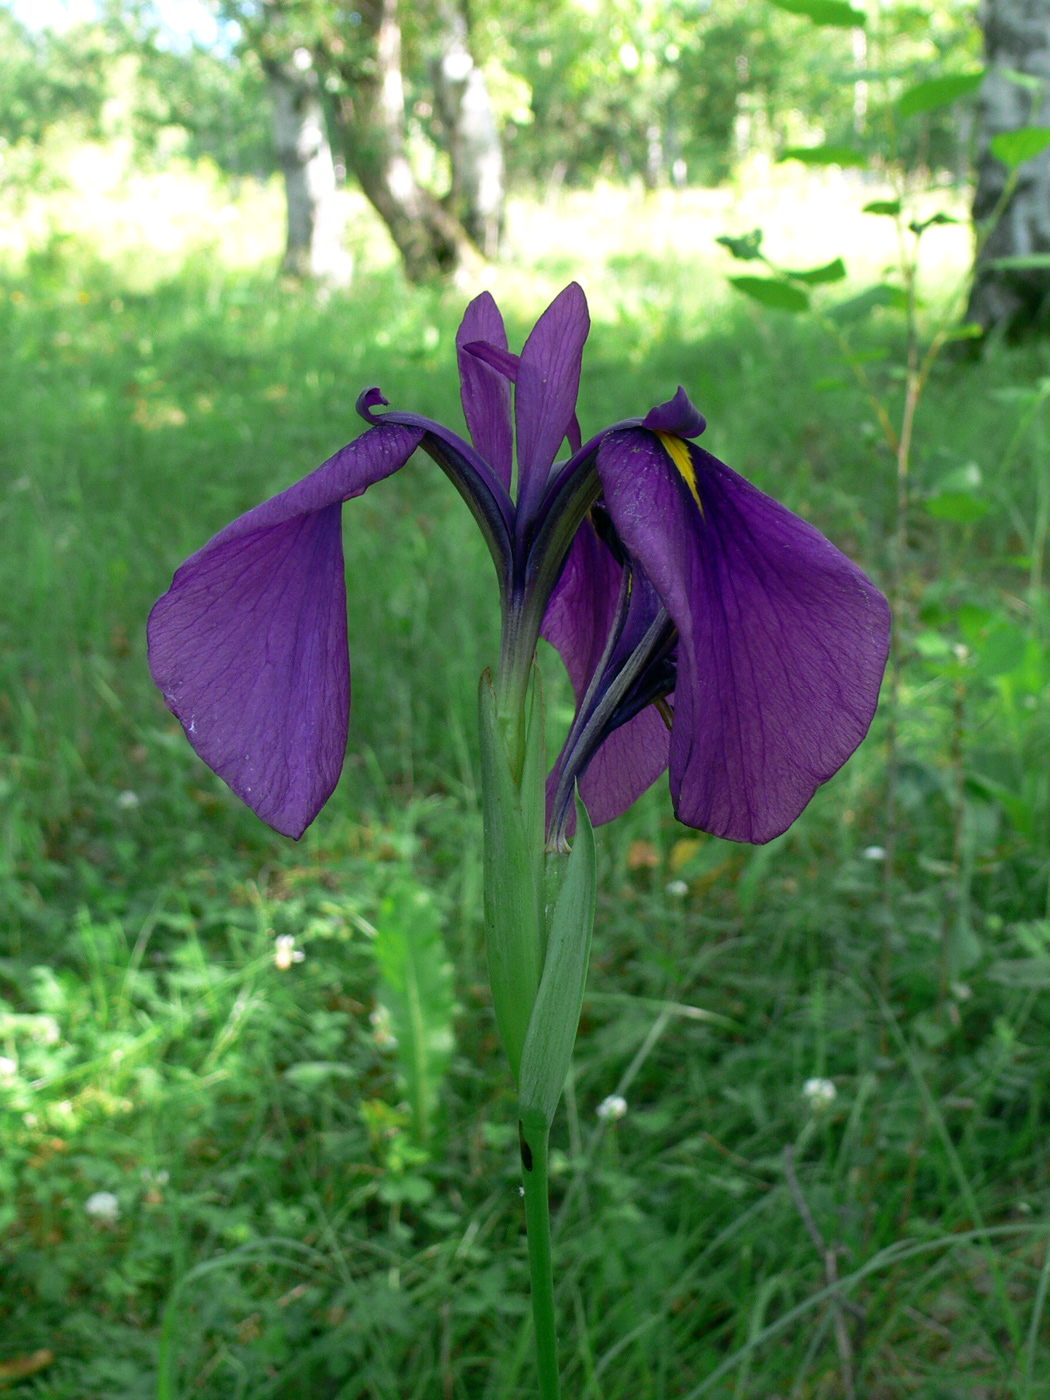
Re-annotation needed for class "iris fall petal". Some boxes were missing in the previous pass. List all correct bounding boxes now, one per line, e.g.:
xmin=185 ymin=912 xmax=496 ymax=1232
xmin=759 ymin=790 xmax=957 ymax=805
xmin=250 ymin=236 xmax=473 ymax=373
xmin=147 ymin=423 xmax=422 ymax=838
xmin=596 ymin=428 xmax=891 ymax=843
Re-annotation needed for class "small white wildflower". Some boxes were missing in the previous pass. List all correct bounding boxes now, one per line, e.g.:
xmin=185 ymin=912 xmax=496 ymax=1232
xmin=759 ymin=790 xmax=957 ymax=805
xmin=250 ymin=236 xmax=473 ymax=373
xmin=596 ymin=1094 xmax=628 ymax=1122
xmin=802 ymin=1078 xmax=837 ymax=1110
xmin=665 ymin=879 xmax=689 ymax=898
xmin=0 ymin=1056 xmax=17 ymax=1077
xmin=116 ymin=790 xmax=140 ymax=810
xmin=370 ymin=1004 xmax=398 ymax=1050
xmin=862 ymin=846 xmax=886 ymax=861
xmin=273 ymin=934 xmax=305 ymax=970
xmin=85 ymin=1191 xmax=120 ymax=1223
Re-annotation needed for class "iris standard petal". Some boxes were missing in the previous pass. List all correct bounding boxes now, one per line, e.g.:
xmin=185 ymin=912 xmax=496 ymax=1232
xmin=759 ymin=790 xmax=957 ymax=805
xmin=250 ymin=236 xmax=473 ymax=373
xmin=596 ymin=429 xmax=891 ymax=844
xmin=456 ymin=292 xmax=513 ymax=490
xmin=515 ymin=282 xmax=590 ymax=520
xmin=147 ymin=423 xmax=422 ymax=839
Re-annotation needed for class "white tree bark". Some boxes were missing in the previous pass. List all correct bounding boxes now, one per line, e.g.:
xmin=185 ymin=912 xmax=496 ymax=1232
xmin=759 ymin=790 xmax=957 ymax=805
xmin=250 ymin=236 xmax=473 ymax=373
xmin=968 ymin=0 xmax=1050 ymax=334
xmin=433 ymin=4 xmax=505 ymax=258
xmin=269 ymin=53 xmax=353 ymax=287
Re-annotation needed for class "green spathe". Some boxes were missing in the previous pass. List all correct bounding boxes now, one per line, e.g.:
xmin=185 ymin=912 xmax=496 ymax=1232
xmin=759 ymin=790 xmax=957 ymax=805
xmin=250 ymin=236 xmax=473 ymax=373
xmin=477 ymin=667 xmax=545 ymax=1082
xmin=519 ymin=792 xmax=597 ymax=1127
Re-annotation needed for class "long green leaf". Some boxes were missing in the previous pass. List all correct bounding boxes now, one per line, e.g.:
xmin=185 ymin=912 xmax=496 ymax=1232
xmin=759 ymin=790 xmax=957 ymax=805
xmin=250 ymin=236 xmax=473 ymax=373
xmin=374 ymin=882 xmax=456 ymax=1150
xmin=519 ymin=793 xmax=596 ymax=1127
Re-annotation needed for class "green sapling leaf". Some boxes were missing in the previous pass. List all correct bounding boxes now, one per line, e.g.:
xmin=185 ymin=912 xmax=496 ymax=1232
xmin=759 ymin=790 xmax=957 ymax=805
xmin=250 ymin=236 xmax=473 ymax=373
xmin=715 ymin=229 xmax=764 ymax=261
xmin=730 ymin=277 xmax=810 ymax=312
xmin=898 ymin=71 xmax=984 ymax=118
xmin=828 ymin=284 xmax=906 ymax=322
xmin=863 ymin=200 xmax=901 ymax=216
xmin=518 ymin=793 xmax=597 ymax=1128
xmin=987 ymin=254 xmax=1050 ymax=271
xmin=786 ymin=258 xmax=847 ymax=285
xmin=767 ymin=0 xmax=865 ymax=28
xmin=990 ymin=126 xmax=1050 ymax=168
xmin=780 ymin=144 xmax=866 ymax=166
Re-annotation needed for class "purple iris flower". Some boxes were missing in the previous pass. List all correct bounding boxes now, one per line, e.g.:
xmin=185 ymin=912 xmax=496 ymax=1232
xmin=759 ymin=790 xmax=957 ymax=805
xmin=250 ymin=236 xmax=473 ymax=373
xmin=148 ymin=283 xmax=890 ymax=845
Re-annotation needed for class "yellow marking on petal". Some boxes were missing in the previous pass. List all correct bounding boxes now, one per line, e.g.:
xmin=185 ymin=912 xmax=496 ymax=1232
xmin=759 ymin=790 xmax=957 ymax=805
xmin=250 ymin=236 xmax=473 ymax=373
xmin=657 ymin=432 xmax=703 ymax=514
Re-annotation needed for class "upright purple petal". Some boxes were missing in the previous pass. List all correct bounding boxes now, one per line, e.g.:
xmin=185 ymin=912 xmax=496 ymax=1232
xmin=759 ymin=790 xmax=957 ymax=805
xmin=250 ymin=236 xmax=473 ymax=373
xmin=457 ymin=292 xmax=513 ymax=490
xmin=515 ymin=283 xmax=590 ymax=518
xmin=148 ymin=424 xmax=422 ymax=838
xmin=596 ymin=430 xmax=891 ymax=843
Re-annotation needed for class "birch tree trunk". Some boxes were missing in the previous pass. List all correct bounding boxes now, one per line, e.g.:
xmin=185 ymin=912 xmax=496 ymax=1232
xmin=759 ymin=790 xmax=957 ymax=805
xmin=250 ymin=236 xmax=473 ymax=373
xmin=967 ymin=0 xmax=1050 ymax=336
xmin=433 ymin=1 xmax=505 ymax=258
xmin=268 ymin=53 xmax=352 ymax=287
xmin=324 ymin=0 xmax=473 ymax=283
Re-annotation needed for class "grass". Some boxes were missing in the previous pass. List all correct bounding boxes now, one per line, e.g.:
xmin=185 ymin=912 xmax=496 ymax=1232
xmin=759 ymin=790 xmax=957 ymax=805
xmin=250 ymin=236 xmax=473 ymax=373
xmin=1 ymin=165 xmax=1049 ymax=1398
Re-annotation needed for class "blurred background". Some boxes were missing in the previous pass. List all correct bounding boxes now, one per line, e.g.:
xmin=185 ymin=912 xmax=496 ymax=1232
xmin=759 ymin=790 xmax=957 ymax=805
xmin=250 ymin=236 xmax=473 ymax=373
xmin=2 ymin=1 xmax=1050 ymax=1396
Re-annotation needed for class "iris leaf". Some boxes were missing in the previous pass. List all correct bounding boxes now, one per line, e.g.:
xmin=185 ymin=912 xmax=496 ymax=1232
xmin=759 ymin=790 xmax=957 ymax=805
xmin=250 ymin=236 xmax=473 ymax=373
xmin=519 ymin=792 xmax=596 ymax=1128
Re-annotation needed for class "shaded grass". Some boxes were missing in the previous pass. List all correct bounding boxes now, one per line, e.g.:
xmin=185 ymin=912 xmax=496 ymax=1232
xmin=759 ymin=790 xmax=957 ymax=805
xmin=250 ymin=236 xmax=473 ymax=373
xmin=1 ymin=233 xmax=1049 ymax=1398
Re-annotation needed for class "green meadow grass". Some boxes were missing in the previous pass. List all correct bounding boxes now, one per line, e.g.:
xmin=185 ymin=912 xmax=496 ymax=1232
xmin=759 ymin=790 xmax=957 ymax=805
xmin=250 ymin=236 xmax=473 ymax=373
xmin=1 ymin=188 xmax=1049 ymax=1399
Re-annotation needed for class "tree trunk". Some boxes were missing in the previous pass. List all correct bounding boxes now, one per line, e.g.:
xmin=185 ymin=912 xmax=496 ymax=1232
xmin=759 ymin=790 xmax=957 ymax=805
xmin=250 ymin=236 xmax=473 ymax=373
xmin=325 ymin=0 xmax=473 ymax=283
xmin=268 ymin=54 xmax=352 ymax=287
xmin=433 ymin=2 xmax=505 ymax=258
xmin=967 ymin=0 xmax=1050 ymax=336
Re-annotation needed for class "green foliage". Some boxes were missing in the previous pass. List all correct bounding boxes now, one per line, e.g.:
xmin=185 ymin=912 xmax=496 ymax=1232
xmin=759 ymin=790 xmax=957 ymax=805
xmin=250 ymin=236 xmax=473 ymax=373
xmin=898 ymin=68 xmax=984 ymax=118
xmin=3 ymin=187 xmax=1050 ymax=1394
xmin=990 ymin=125 xmax=1050 ymax=170
xmin=780 ymin=144 xmax=866 ymax=167
xmin=766 ymin=0 xmax=865 ymax=26
xmin=372 ymin=881 xmax=456 ymax=1154
xmin=729 ymin=275 xmax=810 ymax=311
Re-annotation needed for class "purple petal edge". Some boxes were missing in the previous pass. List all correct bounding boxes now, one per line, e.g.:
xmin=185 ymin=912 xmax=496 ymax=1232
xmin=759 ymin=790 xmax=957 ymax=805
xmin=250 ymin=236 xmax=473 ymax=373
xmin=641 ymin=386 xmax=706 ymax=438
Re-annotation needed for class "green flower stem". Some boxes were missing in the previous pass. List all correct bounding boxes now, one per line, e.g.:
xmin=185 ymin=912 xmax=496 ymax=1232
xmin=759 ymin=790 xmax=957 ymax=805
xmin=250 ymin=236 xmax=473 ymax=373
xmin=519 ymin=1106 xmax=560 ymax=1400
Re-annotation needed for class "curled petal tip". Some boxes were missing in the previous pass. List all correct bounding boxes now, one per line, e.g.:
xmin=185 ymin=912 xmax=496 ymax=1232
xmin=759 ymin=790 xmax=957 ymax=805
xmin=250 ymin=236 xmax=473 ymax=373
xmin=642 ymin=386 xmax=706 ymax=438
xmin=356 ymin=386 xmax=389 ymax=422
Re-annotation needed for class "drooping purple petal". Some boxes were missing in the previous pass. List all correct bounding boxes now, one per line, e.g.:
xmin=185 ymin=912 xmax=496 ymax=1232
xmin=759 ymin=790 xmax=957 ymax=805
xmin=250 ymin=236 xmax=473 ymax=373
xmin=596 ymin=429 xmax=891 ymax=843
xmin=457 ymin=293 xmax=513 ymax=490
xmin=515 ymin=282 xmax=590 ymax=519
xmin=147 ymin=423 xmax=422 ymax=839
